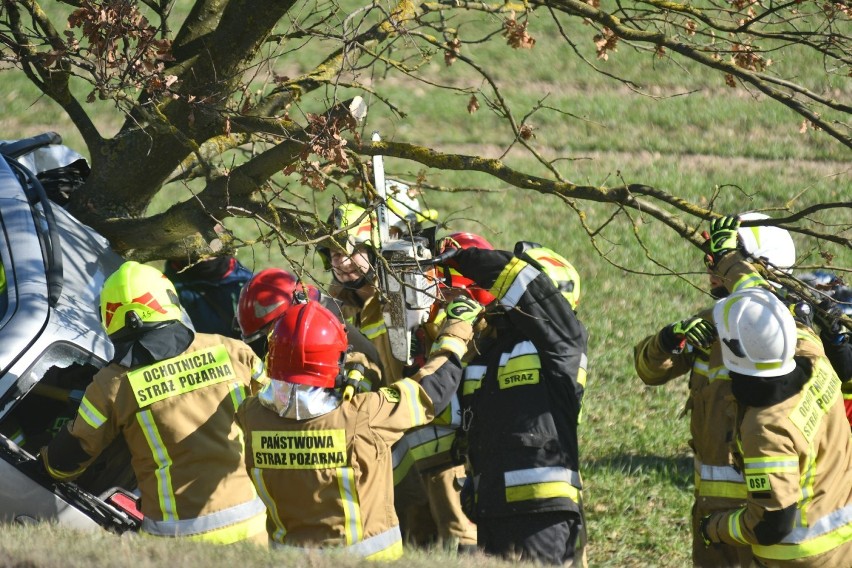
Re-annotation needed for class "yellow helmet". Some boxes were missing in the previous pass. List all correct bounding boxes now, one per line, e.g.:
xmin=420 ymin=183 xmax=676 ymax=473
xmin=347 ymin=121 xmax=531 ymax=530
xmin=100 ymin=261 xmax=183 ymax=337
xmin=385 ymin=180 xmax=439 ymax=236
xmin=317 ymin=203 xmax=375 ymax=270
xmin=515 ymin=242 xmax=582 ymax=310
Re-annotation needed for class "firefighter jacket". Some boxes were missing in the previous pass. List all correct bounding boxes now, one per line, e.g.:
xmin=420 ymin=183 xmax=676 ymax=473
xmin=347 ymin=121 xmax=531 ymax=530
xmin=236 ymin=349 xmax=466 ymax=560
xmin=392 ymin=317 xmax=471 ymax=481
xmin=453 ymin=248 xmax=589 ymax=519
xmin=634 ymin=251 xmax=771 ymax=507
xmin=330 ymin=280 xmax=404 ymax=386
xmin=42 ymin=333 xmax=268 ymax=544
xmin=703 ymin=335 xmax=852 ymax=566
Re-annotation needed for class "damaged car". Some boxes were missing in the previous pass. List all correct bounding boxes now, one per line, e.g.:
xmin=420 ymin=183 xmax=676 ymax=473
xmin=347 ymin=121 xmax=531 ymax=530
xmin=0 ymin=132 xmax=140 ymax=533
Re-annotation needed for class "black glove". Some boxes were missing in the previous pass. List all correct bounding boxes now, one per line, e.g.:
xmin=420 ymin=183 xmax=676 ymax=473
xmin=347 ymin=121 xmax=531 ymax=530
xmin=814 ymin=301 xmax=848 ymax=345
xmin=445 ymin=295 xmax=483 ymax=324
xmin=707 ymin=216 xmax=740 ymax=265
xmin=660 ymin=317 xmax=717 ymax=353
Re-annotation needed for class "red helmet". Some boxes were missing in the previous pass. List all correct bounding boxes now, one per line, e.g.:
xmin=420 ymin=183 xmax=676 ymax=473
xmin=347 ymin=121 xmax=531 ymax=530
xmin=266 ymin=302 xmax=347 ymax=388
xmin=435 ymin=232 xmax=496 ymax=305
xmin=238 ymin=269 xmax=309 ymax=342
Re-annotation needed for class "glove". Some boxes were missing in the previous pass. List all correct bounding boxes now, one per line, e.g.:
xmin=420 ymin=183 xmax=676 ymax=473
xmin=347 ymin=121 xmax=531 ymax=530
xmin=814 ymin=301 xmax=848 ymax=345
xmin=445 ymin=295 xmax=483 ymax=324
xmin=707 ymin=216 xmax=740 ymax=264
xmin=433 ymin=239 xmax=463 ymax=279
xmin=660 ymin=317 xmax=717 ymax=353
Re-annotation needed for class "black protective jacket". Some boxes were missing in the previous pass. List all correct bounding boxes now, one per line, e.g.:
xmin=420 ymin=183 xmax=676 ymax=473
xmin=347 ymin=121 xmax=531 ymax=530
xmin=454 ymin=248 xmax=589 ymax=519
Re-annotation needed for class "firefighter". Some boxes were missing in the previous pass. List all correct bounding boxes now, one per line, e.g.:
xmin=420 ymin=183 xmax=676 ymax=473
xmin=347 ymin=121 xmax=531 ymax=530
xmin=442 ymin=239 xmax=589 ymax=566
xmin=164 ymin=255 xmax=253 ymax=339
xmin=235 ymin=297 xmax=478 ymax=559
xmin=236 ymin=267 xmax=383 ymax=387
xmin=699 ymin=286 xmax=852 ymax=566
xmin=390 ymin=232 xmax=494 ymax=552
xmin=634 ymin=214 xmax=798 ymax=567
xmin=40 ymin=261 xmax=267 ymax=544
xmin=317 ymin=202 xmax=478 ymax=551
xmin=798 ymin=271 xmax=852 ymax=424
xmin=237 ymin=268 xmax=311 ymax=356
xmin=316 ymin=202 xmax=403 ymax=385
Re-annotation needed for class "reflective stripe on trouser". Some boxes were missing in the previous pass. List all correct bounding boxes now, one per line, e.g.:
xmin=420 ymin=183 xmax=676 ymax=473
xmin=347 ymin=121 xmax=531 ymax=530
xmin=695 ymin=462 xmax=747 ymax=500
xmin=750 ymin=504 xmax=852 ymax=561
xmin=270 ymin=525 xmax=404 ymax=560
xmin=504 ymin=466 xmax=582 ymax=503
xmin=141 ymin=497 xmax=267 ymax=544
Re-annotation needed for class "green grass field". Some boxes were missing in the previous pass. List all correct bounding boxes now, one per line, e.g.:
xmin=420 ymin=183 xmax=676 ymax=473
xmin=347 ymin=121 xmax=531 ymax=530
xmin=1 ymin=2 xmax=850 ymax=566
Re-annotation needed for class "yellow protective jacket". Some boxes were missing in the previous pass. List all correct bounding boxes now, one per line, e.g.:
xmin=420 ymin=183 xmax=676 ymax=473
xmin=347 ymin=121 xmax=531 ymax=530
xmin=42 ymin=333 xmax=268 ymax=543
xmin=704 ymin=336 xmax=852 ymax=566
xmin=331 ymin=279 xmax=475 ymax=547
xmin=391 ymin=317 xmax=471 ymax=480
xmin=331 ymin=281 xmax=404 ymax=387
xmin=634 ymin=251 xmax=768 ymax=505
xmin=236 ymin=359 xmax=467 ymax=559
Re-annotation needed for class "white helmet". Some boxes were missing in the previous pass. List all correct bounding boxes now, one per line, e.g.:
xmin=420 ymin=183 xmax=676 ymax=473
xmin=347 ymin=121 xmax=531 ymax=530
xmin=713 ymin=287 xmax=797 ymax=378
xmin=737 ymin=212 xmax=796 ymax=272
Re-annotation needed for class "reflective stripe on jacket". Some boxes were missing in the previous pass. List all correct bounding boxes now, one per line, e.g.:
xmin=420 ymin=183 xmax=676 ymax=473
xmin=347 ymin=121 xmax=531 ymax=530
xmin=237 ymin=364 xmax=461 ymax=558
xmin=712 ymin=345 xmax=852 ymax=565
xmin=455 ymin=249 xmax=588 ymax=518
xmin=633 ymin=251 xmax=771 ymax=504
xmin=45 ymin=333 xmax=267 ymax=543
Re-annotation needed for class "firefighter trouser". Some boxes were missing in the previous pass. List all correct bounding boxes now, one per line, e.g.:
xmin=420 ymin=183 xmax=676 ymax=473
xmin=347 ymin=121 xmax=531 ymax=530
xmin=396 ymin=464 xmax=476 ymax=549
xmin=395 ymin=462 xmax=432 ymax=545
xmin=692 ymin=501 xmax=753 ymax=567
xmin=478 ymin=511 xmax=587 ymax=567
xmin=423 ymin=464 xmax=476 ymax=548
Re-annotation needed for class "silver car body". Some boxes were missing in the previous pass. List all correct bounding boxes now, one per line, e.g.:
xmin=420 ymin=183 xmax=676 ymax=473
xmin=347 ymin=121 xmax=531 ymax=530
xmin=0 ymin=143 xmax=125 ymax=529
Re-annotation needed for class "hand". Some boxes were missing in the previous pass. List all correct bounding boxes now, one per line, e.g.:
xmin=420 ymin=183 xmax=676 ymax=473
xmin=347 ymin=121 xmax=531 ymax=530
xmin=445 ymin=295 xmax=483 ymax=324
xmin=814 ymin=301 xmax=848 ymax=345
xmin=708 ymin=216 xmax=740 ymax=261
xmin=432 ymin=246 xmax=461 ymax=266
xmin=660 ymin=317 xmax=717 ymax=353
xmin=433 ymin=236 xmax=463 ymax=268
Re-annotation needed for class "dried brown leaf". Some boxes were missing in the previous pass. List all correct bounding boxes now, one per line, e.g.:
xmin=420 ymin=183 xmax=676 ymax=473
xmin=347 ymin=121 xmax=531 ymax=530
xmin=467 ymin=95 xmax=480 ymax=114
